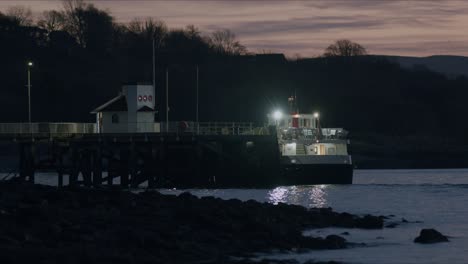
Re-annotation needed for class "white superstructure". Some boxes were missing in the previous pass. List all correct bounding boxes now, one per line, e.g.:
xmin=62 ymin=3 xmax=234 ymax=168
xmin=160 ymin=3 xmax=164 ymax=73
xmin=91 ymin=84 xmax=160 ymax=133
xmin=268 ymin=99 xmax=352 ymax=166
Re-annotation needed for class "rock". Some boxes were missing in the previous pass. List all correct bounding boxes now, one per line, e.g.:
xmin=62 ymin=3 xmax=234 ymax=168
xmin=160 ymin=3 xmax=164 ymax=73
xmin=385 ymin=222 xmax=398 ymax=228
xmin=325 ymin=235 xmax=347 ymax=249
xmin=414 ymin=229 xmax=449 ymax=244
xmin=355 ymin=215 xmax=384 ymax=229
xmin=0 ymin=181 xmax=389 ymax=264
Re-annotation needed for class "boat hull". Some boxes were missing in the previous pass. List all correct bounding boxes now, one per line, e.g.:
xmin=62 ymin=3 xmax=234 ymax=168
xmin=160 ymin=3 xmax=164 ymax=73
xmin=278 ymin=155 xmax=353 ymax=185
xmin=280 ymin=163 xmax=353 ymax=185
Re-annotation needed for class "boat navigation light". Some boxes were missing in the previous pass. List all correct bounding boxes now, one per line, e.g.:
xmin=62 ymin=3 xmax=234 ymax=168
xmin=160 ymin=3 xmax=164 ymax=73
xmin=314 ymin=112 xmax=319 ymax=118
xmin=273 ymin=110 xmax=283 ymax=120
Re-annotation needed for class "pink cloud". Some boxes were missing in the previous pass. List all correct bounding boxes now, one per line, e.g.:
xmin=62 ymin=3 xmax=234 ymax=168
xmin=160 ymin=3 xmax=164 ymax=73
xmin=1 ymin=0 xmax=468 ymax=57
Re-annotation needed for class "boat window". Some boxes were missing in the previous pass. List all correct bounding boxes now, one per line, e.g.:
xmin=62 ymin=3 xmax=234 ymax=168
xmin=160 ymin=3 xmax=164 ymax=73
xmin=314 ymin=146 xmax=318 ymax=154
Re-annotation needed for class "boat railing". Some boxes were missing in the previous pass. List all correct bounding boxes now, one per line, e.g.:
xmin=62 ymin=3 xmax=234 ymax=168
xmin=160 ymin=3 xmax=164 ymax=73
xmin=278 ymin=127 xmax=348 ymax=141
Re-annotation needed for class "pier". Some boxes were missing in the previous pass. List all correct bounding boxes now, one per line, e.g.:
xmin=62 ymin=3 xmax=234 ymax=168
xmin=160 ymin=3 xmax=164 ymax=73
xmin=0 ymin=122 xmax=281 ymax=188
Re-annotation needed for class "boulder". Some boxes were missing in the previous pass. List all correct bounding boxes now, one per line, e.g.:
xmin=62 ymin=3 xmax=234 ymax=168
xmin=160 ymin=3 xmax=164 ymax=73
xmin=414 ymin=229 xmax=449 ymax=244
xmin=325 ymin=235 xmax=347 ymax=249
xmin=355 ymin=215 xmax=384 ymax=229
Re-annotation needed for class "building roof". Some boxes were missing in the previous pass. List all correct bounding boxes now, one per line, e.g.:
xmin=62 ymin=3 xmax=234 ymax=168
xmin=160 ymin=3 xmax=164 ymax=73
xmin=137 ymin=105 xmax=155 ymax=112
xmin=90 ymin=94 xmax=127 ymax=113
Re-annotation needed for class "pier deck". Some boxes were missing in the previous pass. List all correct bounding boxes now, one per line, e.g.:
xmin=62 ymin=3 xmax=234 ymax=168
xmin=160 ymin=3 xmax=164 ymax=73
xmin=0 ymin=123 xmax=281 ymax=188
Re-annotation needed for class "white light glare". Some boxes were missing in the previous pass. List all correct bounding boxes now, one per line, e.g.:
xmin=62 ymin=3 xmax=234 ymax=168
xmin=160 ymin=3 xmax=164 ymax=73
xmin=273 ymin=110 xmax=283 ymax=120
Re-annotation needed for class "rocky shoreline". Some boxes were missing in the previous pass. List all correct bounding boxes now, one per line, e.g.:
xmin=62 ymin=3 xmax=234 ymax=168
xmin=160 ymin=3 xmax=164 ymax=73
xmin=0 ymin=182 xmax=385 ymax=264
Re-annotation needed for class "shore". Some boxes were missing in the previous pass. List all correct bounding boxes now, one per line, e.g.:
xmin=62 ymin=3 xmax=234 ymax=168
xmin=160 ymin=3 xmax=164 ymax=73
xmin=0 ymin=181 xmax=385 ymax=263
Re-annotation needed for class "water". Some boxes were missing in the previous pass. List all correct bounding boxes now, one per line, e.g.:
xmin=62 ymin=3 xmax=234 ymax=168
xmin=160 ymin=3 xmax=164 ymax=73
xmin=160 ymin=169 xmax=468 ymax=264
xmin=11 ymin=169 xmax=468 ymax=263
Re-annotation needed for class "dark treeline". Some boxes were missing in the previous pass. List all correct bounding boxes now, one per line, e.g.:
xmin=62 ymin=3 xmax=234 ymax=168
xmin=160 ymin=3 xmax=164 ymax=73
xmin=2 ymin=1 xmax=468 ymax=168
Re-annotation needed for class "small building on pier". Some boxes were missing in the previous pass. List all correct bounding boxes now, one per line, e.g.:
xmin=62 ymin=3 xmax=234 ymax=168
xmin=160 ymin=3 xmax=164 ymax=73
xmin=91 ymin=84 xmax=159 ymax=133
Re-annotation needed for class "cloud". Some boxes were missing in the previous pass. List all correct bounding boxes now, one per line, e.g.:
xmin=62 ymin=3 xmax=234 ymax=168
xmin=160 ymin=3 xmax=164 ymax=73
xmin=1 ymin=0 xmax=468 ymax=56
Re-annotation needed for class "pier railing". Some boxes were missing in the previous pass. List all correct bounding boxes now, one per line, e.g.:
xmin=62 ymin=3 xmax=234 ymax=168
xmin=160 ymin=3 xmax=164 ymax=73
xmin=0 ymin=122 xmax=270 ymax=136
xmin=0 ymin=123 xmax=96 ymax=134
xmin=161 ymin=122 xmax=269 ymax=135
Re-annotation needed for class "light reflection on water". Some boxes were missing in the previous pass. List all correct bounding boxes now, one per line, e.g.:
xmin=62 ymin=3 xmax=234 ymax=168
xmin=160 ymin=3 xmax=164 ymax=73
xmin=267 ymin=186 xmax=289 ymax=205
xmin=267 ymin=185 xmax=328 ymax=208
xmin=309 ymin=184 xmax=328 ymax=207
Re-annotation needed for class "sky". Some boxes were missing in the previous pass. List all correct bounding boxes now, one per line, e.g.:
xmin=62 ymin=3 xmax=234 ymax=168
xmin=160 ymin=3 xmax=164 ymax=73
xmin=1 ymin=0 xmax=468 ymax=57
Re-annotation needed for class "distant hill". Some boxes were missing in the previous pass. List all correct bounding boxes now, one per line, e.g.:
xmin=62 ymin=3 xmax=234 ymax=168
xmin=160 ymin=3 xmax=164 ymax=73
xmin=381 ymin=55 xmax=468 ymax=79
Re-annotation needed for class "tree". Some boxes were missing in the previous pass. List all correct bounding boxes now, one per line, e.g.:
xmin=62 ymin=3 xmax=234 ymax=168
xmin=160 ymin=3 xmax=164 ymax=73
xmin=210 ymin=29 xmax=247 ymax=55
xmin=127 ymin=18 xmax=168 ymax=46
xmin=323 ymin=39 xmax=367 ymax=57
xmin=38 ymin=10 xmax=65 ymax=32
xmin=60 ymin=0 xmax=114 ymax=52
xmin=6 ymin=5 xmax=33 ymax=26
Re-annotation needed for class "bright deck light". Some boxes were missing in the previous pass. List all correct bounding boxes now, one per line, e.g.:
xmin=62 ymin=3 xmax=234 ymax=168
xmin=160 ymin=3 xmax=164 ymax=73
xmin=314 ymin=112 xmax=319 ymax=118
xmin=273 ymin=110 xmax=283 ymax=120
xmin=27 ymin=61 xmax=33 ymax=67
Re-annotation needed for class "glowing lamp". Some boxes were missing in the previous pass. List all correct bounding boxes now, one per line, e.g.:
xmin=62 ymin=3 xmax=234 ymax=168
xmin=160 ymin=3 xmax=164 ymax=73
xmin=314 ymin=112 xmax=319 ymax=118
xmin=273 ymin=110 xmax=282 ymax=120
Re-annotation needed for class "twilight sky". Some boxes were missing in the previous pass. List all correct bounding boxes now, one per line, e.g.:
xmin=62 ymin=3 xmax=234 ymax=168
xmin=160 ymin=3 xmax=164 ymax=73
xmin=1 ymin=0 xmax=468 ymax=57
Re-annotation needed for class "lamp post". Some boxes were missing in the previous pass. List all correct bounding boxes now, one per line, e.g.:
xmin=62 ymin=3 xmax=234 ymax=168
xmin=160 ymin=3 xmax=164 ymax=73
xmin=166 ymin=68 xmax=169 ymax=133
xmin=196 ymin=65 xmax=199 ymax=134
xmin=27 ymin=61 xmax=33 ymax=124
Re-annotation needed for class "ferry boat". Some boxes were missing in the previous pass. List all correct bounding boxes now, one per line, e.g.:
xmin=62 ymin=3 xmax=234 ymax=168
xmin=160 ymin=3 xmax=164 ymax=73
xmin=268 ymin=96 xmax=353 ymax=184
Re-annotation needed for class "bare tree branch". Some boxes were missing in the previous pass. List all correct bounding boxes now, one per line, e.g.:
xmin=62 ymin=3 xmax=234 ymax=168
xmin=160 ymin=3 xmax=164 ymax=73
xmin=6 ymin=5 xmax=33 ymax=26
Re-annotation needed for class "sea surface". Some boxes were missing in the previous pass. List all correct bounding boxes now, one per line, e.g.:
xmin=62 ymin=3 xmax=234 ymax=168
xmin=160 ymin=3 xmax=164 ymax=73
xmin=16 ymin=169 xmax=468 ymax=264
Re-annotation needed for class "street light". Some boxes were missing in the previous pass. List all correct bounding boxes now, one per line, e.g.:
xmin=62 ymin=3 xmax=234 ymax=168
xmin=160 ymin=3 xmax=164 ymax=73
xmin=27 ymin=61 xmax=33 ymax=124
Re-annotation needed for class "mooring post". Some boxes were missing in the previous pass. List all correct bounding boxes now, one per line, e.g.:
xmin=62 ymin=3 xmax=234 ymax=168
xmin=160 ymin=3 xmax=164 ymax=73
xmin=69 ymin=144 xmax=78 ymax=187
xmin=93 ymin=145 xmax=102 ymax=187
xmin=159 ymin=138 xmax=167 ymax=187
xmin=29 ymin=142 xmax=36 ymax=183
xmin=19 ymin=142 xmax=26 ymax=180
xmin=57 ymin=148 xmax=64 ymax=188
xmin=148 ymin=144 xmax=157 ymax=188
xmin=120 ymin=145 xmax=130 ymax=188
xmin=128 ymin=142 xmax=137 ymax=188
xmin=83 ymin=148 xmax=92 ymax=187
xmin=195 ymin=140 xmax=202 ymax=187
xmin=19 ymin=142 xmax=35 ymax=183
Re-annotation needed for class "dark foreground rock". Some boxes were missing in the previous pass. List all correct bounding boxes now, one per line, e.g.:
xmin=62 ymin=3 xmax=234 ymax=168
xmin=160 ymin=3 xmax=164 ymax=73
xmin=414 ymin=229 xmax=449 ymax=244
xmin=0 ymin=182 xmax=384 ymax=263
